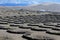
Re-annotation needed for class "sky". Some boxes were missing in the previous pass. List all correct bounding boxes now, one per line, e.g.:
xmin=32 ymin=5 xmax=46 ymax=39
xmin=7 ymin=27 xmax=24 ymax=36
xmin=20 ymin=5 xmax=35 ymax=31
xmin=0 ymin=0 xmax=60 ymax=6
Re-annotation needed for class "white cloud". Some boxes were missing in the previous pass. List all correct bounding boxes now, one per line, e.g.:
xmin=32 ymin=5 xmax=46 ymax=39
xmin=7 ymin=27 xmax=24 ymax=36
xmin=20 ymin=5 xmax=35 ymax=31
xmin=0 ymin=0 xmax=59 ymax=5
xmin=0 ymin=0 xmax=41 ymax=4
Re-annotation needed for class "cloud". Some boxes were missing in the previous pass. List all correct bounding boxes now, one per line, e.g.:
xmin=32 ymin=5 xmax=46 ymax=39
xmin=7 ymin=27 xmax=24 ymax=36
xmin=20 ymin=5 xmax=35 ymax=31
xmin=0 ymin=0 xmax=60 ymax=5
xmin=0 ymin=0 xmax=47 ymax=4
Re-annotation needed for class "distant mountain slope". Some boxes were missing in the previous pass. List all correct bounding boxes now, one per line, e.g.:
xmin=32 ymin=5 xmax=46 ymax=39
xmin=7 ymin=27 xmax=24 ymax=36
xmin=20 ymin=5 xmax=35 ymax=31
xmin=0 ymin=3 xmax=60 ymax=12
xmin=24 ymin=3 xmax=60 ymax=12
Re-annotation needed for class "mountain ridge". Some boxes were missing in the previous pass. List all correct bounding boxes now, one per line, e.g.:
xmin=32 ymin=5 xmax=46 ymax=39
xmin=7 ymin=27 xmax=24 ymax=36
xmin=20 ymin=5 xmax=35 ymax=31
xmin=23 ymin=3 xmax=60 ymax=12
